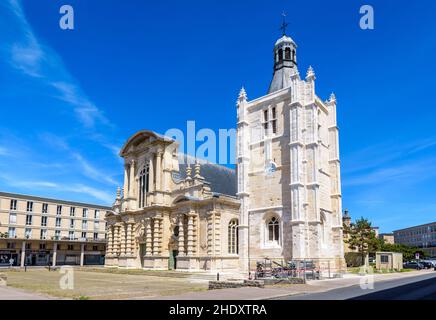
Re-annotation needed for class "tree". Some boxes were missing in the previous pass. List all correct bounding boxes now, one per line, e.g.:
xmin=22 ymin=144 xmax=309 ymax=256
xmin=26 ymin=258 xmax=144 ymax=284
xmin=344 ymin=217 xmax=380 ymax=264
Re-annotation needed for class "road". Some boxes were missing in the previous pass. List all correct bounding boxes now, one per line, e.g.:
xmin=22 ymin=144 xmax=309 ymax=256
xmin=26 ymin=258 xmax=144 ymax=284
xmin=274 ymin=272 xmax=436 ymax=300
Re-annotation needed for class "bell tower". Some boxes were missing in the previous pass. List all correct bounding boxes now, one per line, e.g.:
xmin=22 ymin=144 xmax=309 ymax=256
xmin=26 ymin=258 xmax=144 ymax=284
xmin=268 ymin=14 xmax=298 ymax=94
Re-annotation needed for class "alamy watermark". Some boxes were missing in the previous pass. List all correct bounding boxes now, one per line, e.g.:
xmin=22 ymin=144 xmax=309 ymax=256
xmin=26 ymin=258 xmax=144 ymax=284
xmin=59 ymin=5 xmax=74 ymax=30
xmin=59 ymin=266 xmax=74 ymax=290
xmin=360 ymin=5 xmax=374 ymax=30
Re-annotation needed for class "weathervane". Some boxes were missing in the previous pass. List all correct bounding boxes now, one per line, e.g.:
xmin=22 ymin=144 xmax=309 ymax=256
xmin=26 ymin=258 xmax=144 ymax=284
xmin=280 ymin=11 xmax=289 ymax=36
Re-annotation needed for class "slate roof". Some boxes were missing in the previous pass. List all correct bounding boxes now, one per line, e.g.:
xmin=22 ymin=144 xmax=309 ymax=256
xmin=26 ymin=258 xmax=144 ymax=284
xmin=177 ymin=154 xmax=237 ymax=197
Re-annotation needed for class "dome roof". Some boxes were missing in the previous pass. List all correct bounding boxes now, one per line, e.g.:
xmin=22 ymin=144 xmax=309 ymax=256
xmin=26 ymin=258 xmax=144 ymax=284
xmin=275 ymin=35 xmax=296 ymax=47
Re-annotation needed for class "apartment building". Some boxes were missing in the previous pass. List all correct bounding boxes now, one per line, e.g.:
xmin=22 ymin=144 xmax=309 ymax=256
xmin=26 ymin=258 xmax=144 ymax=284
xmin=394 ymin=222 xmax=436 ymax=257
xmin=0 ymin=192 xmax=111 ymax=267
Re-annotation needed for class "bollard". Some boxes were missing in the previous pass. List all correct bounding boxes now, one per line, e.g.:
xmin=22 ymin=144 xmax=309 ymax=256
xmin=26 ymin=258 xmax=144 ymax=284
xmin=217 ymin=272 xmax=220 ymax=281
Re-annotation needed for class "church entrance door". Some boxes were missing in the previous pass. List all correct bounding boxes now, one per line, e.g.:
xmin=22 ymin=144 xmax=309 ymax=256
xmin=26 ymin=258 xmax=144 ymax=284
xmin=169 ymin=250 xmax=178 ymax=270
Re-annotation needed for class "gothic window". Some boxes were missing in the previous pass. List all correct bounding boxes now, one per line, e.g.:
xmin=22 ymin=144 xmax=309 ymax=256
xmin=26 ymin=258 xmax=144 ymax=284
xmin=228 ymin=219 xmax=239 ymax=254
xmin=138 ymin=163 xmax=150 ymax=208
xmin=263 ymin=107 xmax=278 ymax=136
xmin=267 ymin=216 xmax=280 ymax=242
xmin=285 ymin=47 xmax=291 ymax=60
xmin=271 ymin=107 xmax=277 ymax=134
xmin=263 ymin=110 xmax=269 ymax=131
xmin=278 ymin=48 xmax=283 ymax=62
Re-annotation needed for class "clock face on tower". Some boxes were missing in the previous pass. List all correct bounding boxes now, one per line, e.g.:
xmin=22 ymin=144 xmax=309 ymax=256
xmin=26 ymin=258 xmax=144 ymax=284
xmin=265 ymin=162 xmax=277 ymax=176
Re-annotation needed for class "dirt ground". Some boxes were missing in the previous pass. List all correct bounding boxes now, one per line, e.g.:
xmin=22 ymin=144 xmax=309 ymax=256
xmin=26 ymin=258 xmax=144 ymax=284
xmin=3 ymin=267 xmax=208 ymax=300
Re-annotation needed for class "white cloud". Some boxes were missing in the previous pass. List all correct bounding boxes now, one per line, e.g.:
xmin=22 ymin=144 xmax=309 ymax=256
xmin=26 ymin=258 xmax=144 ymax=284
xmin=68 ymin=184 xmax=114 ymax=204
xmin=5 ymin=0 xmax=111 ymax=128
xmin=72 ymin=152 xmax=118 ymax=186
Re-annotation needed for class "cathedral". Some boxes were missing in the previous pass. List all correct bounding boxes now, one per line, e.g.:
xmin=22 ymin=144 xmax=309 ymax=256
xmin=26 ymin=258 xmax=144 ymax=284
xmin=104 ymin=29 xmax=345 ymax=274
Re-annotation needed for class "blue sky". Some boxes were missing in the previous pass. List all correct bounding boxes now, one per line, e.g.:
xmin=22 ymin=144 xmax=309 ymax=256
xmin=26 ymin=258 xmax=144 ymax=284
xmin=0 ymin=0 xmax=435 ymax=233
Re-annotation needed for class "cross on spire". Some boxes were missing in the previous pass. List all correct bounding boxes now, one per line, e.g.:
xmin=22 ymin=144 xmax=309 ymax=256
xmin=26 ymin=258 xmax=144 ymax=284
xmin=279 ymin=11 xmax=289 ymax=36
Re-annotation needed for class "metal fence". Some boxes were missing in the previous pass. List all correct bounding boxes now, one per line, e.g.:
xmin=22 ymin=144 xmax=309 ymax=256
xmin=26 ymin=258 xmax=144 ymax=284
xmin=250 ymin=258 xmax=346 ymax=281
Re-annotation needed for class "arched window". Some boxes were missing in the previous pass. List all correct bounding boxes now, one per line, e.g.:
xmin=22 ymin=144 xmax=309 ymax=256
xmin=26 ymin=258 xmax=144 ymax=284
xmin=278 ymin=49 xmax=283 ymax=62
xmin=285 ymin=47 xmax=291 ymax=60
xmin=292 ymin=49 xmax=296 ymax=61
xmin=228 ymin=219 xmax=239 ymax=254
xmin=267 ymin=217 xmax=280 ymax=242
xmin=138 ymin=164 xmax=150 ymax=208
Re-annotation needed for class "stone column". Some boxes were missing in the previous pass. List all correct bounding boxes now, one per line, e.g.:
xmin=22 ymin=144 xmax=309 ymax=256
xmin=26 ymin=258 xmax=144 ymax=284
xmin=129 ymin=160 xmax=135 ymax=198
xmin=152 ymin=218 xmax=161 ymax=256
xmin=126 ymin=222 xmax=132 ymax=255
xmin=115 ymin=225 xmax=120 ymax=255
xmin=145 ymin=219 xmax=152 ymax=256
xmin=214 ymin=212 xmax=221 ymax=255
xmin=207 ymin=214 xmax=213 ymax=256
xmin=120 ymin=223 xmax=126 ymax=255
xmin=129 ymin=223 xmax=135 ymax=255
xmin=108 ymin=226 xmax=114 ymax=255
xmin=156 ymin=151 xmax=162 ymax=191
xmin=80 ymin=243 xmax=85 ymax=267
xmin=52 ymin=242 xmax=57 ymax=267
xmin=149 ymin=156 xmax=155 ymax=193
xmin=187 ymin=214 xmax=194 ymax=256
xmin=20 ymin=241 xmax=26 ymax=267
xmin=123 ymin=165 xmax=129 ymax=198
xmin=178 ymin=216 xmax=185 ymax=256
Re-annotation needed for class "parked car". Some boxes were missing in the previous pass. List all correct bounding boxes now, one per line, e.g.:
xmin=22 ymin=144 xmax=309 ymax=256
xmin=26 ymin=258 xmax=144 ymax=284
xmin=420 ymin=260 xmax=435 ymax=269
xmin=403 ymin=261 xmax=424 ymax=270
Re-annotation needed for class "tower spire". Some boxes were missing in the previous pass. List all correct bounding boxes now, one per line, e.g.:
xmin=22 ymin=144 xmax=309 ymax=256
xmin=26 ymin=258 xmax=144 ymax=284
xmin=268 ymin=12 xmax=298 ymax=94
xmin=280 ymin=11 xmax=289 ymax=36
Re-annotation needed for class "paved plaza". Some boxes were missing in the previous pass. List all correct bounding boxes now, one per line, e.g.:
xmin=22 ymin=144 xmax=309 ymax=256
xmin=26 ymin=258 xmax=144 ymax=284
xmin=0 ymin=267 xmax=433 ymax=300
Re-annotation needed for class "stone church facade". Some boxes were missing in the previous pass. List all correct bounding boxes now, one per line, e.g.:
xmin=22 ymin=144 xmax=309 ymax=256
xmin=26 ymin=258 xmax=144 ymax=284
xmin=105 ymin=31 xmax=345 ymax=273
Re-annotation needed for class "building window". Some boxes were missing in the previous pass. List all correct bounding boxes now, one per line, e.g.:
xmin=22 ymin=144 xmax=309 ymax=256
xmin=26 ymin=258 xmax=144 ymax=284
xmin=285 ymin=47 xmax=291 ymax=60
xmin=10 ymin=199 xmax=17 ymax=211
xmin=68 ymin=244 xmax=74 ymax=250
xmin=82 ymin=220 xmax=88 ymax=230
xmin=40 ymin=229 xmax=47 ymax=240
xmin=83 ymin=208 xmax=88 ymax=218
xmin=41 ymin=216 xmax=47 ymax=227
xmin=55 ymin=230 xmax=61 ymax=240
xmin=93 ymin=245 xmax=98 ymax=251
xmin=55 ymin=217 xmax=62 ymax=228
xmin=26 ymin=201 xmax=33 ymax=212
xmin=70 ymin=207 xmax=75 ymax=216
xmin=69 ymin=231 xmax=75 ymax=240
xmin=39 ymin=243 xmax=46 ymax=250
xmin=7 ymin=242 xmax=15 ymax=249
xmin=138 ymin=164 xmax=150 ymax=208
xmin=25 ymin=243 xmax=31 ymax=250
xmin=94 ymin=221 xmax=99 ymax=230
xmin=81 ymin=232 xmax=87 ymax=239
xmin=267 ymin=217 xmax=280 ymax=242
xmin=26 ymin=214 xmax=33 ymax=226
xmin=25 ymin=228 xmax=32 ymax=239
xmin=263 ymin=107 xmax=278 ymax=136
xmin=8 ymin=227 xmax=16 ymax=238
xmin=228 ymin=219 xmax=239 ymax=254
xmin=93 ymin=232 xmax=98 ymax=240
xmin=9 ymin=213 xmax=17 ymax=224
xmin=278 ymin=48 xmax=283 ymax=62
xmin=69 ymin=219 xmax=74 ymax=229
xmin=263 ymin=109 xmax=269 ymax=131
xmin=271 ymin=107 xmax=277 ymax=134
xmin=42 ymin=203 xmax=48 ymax=214
xmin=94 ymin=210 xmax=100 ymax=219
xmin=56 ymin=205 xmax=62 ymax=216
